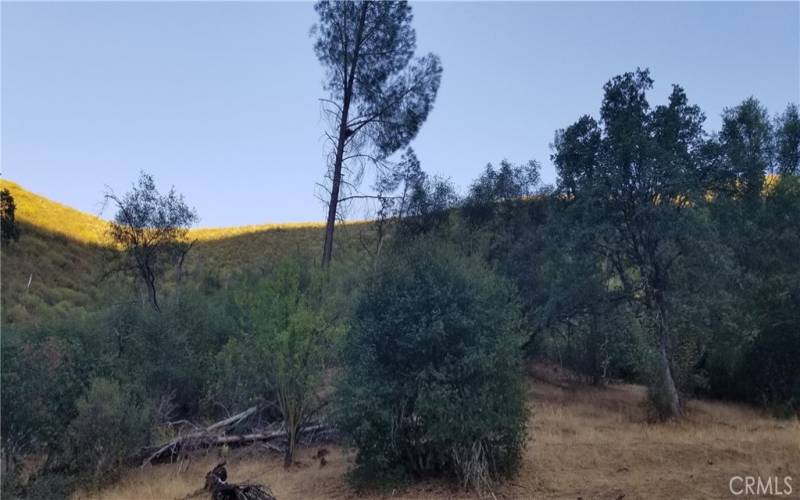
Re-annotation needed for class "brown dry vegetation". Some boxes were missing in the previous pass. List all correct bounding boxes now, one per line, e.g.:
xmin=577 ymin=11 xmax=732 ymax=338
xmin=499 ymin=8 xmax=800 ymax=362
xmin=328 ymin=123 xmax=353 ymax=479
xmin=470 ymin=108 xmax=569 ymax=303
xmin=79 ymin=366 xmax=799 ymax=500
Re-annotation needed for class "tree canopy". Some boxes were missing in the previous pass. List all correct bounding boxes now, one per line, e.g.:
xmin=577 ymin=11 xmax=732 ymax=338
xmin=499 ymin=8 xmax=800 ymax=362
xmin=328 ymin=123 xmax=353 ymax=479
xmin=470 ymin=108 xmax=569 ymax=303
xmin=106 ymin=172 xmax=198 ymax=312
xmin=313 ymin=0 xmax=443 ymax=265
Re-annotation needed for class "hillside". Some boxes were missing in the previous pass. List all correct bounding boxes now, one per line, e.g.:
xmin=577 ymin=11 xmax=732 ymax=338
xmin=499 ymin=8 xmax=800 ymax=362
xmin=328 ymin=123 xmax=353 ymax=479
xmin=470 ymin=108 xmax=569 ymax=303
xmin=0 ymin=180 xmax=371 ymax=326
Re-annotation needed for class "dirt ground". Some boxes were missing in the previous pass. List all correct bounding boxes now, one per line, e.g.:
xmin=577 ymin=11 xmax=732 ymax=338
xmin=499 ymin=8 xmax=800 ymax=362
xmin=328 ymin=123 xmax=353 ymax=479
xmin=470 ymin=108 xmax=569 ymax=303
xmin=79 ymin=365 xmax=800 ymax=500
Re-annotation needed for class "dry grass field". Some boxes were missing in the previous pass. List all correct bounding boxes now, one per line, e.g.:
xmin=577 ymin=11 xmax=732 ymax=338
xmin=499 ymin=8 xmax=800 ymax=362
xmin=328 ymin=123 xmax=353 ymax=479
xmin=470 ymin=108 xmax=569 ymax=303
xmin=79 ymin=365 xmax=800 ymax=500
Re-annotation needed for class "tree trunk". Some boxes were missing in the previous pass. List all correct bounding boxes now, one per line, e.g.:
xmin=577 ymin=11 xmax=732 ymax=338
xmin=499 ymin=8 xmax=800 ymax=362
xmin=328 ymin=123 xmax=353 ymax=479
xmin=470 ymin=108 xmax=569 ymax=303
xmin=175 ymin=242 xmax=193 ymax=306
xmin=656 ymin=340 xmax=681 ymax=418
xmin=589 ymin=313 xmax=603 ymax=386
xmin=283 ymin=428 xmax=296 ymax=468
xmin=322 ymin=121 xmax=348 ymax=266
xmin=655 ymin=299 xmax=681 ymax=418
xmin=321 ymin=2 xmax=369 ymax=267
xmin=147 ymin=272 xmax=160 ymax=312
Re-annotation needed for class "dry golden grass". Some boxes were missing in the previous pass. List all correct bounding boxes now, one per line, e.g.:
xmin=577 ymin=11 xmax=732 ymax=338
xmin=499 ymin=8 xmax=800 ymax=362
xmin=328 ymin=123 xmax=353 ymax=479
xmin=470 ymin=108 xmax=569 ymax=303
xmin=80 ymin=366 xmax=800 ymax=500
xmin=1 ymin=179 xmax=112 ymax=246
xmin=524 ymin=365 xmax=799 ymax=500
xmin=1 ymin=180 xmax=373 ymax=325
xmin=0 ymin=179 xmax=355 ymax=246
xmin=1 ymin=179 xmax=116 ymax=325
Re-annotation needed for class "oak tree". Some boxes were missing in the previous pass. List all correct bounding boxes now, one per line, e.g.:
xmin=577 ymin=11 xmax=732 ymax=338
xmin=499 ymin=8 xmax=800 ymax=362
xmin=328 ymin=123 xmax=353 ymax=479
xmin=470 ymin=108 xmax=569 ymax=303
xmin=105 ymin=172 xmax=198 ymax=312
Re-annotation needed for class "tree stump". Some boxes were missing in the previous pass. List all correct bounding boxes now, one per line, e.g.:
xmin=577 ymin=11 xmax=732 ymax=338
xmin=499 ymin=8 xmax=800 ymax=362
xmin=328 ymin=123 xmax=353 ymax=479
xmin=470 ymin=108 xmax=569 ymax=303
xmin=204 ymin=462 xmax=276 ymax=500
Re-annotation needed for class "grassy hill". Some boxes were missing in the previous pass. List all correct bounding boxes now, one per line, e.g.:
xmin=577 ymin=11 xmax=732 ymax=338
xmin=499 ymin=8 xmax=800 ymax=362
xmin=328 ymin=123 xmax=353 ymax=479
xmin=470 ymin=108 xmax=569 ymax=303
xmin=0 ymin=179 xmax=371 ymax=326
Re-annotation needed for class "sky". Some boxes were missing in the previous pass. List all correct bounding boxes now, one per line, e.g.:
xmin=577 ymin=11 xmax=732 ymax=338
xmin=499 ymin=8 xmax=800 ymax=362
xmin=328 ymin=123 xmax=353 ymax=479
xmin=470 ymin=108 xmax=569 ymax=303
xmin=2 ymin=1 xmax=798 ymax=227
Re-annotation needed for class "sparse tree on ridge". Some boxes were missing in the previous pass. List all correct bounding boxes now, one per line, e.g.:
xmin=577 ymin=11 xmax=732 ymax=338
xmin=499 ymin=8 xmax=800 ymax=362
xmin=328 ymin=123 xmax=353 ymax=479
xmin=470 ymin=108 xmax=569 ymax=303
xmin=105 ymin=172 xmax=198 ymax=312
xmin=462 ymin=159 xmax=541 ymax=226
xmin=312 ymin=0 xmax=443 ymax=266
xmin=373 ymin=148 xmax=457 ymax=249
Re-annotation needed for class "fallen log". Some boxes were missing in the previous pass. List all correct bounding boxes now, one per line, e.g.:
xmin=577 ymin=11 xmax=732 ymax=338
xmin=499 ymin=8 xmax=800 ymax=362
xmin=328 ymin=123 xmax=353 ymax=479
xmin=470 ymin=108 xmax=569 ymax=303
xmin=206 ymin=407 xmax=258 ymax=433
xmin=139 ymin=416 xmax=329 ymax=467
xmin=213 ymin=424 xmax=327 ymax=446
xmin=139 ymin=407 xmax=258 ymax=467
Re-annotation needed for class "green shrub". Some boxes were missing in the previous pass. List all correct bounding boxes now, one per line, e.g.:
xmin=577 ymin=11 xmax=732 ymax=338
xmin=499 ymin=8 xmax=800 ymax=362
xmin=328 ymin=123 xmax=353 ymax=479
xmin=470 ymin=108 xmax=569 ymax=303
xmin=1 ymin=334 xmax=84 ymax=470
xmin=211 ymin=259 xmax=341 ymax=466
xmin=208 ymin=337 xmax=270 ymax=412
xmin=14 ymin=472 xmax=74 ymax=500
xmin=66 ymin=377 xmax=153 ymax=487
xmin=106 ymin=290 xmax=235 ymax=413
xmin=737 ymin=324 xmax=800 ymax=417
xmin=335 ymin=239 xmax=528 ymax=490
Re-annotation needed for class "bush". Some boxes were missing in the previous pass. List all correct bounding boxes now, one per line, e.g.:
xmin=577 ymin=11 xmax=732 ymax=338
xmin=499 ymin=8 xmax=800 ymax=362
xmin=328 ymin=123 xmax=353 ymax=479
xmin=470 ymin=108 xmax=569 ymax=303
xmin=737 ymin=324 xmax=800 ymax=417
xmin=13 ymin=472 xmax=74 ymax=500
xmin=211 ymin=260 xmax=341 ymax=466
xmin=107 ymin=290 xmax=235 ymax=415
xmin=1 ymin=334 xmax=84 ymax=470
xmin=335 ymin=239 xmax=528 ymax=490
xmin=66 ymin=377 xmax=153 ymax=487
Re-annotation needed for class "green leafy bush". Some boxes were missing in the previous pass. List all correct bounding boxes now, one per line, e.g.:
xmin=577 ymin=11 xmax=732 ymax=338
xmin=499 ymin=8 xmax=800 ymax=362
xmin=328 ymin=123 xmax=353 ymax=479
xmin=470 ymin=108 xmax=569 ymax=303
xmin=211 ymin=259 xmax=341 ymax=466
xmin=66 ymin=377 xmax=153 ymax=487
xmin=13 ymin=472 xmax=74 ymax=500
xmin=1 ymin=333 xmax=84 ymax=471
xmin=335 ymin=239 xmax=528 ymax=490
xmin=106 ymin=290 xmax=235 ymax=414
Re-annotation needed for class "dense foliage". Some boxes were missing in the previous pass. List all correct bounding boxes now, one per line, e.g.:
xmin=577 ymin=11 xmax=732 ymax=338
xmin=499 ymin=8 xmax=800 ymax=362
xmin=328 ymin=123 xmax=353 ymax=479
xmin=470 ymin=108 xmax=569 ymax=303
xmin=66 ymin=378 xmax=153 ymax=486
xmin=471 ymin=71 xmax=800 ymax=420
xmin=547 ymin=70 xmax=731 ymax=418
xmin=335 ymin=239 xmax=528 ymax=490
xmin=0 ymin=266 xmax=336 ymax=496
xmin=211 ymin=260 xmax=342 ymax=466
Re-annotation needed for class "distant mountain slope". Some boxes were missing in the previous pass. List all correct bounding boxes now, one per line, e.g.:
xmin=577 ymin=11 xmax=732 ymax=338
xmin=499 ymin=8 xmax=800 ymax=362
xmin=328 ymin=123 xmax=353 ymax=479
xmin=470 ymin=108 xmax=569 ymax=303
xmin=0 ymin=180 xmax=370 ymax=327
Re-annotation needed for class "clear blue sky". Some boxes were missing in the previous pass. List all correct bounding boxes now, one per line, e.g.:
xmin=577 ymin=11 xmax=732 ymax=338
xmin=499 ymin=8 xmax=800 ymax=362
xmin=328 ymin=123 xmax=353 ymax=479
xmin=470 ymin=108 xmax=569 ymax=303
xmin=2 ymin=1 xmax=798 ymax=226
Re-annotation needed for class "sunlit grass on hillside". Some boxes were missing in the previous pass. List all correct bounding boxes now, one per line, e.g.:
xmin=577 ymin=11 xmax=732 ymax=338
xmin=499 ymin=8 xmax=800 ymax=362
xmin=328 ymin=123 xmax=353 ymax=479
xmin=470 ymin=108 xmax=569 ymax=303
xmin=0 ymin=179 xmax=373 ymax=326
xmin=1 ymin=179 xmax=112 ymax=246
xmin=0 ymin=179 xmax=331 ymax=245
xmin=192 ymin=221 xmax=325 ymax=240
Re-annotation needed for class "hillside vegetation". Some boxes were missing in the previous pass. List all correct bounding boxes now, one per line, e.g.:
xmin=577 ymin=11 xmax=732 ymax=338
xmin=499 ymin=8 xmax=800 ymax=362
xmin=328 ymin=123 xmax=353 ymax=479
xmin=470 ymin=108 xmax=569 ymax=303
xmin=0 ymin=179 xmax=370 ymax=326
xmin=3 ymin=68 xmax=799 ymax=500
